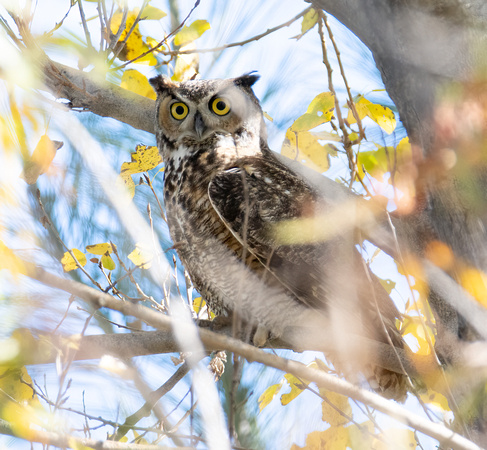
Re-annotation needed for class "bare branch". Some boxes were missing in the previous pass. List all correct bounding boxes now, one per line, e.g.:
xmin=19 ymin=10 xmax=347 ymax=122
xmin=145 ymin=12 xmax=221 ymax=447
xmin=17 ymin=262 xmax=481 ymax=450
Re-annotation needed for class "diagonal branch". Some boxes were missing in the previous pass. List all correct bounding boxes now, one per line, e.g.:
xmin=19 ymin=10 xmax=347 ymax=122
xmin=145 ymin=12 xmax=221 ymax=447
xmin=17 ymin=261 xmax=480 ymax=450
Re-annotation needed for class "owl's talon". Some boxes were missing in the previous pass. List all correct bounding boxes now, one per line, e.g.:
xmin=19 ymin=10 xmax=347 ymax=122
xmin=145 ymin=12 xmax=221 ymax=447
xmin=253 ymin=325 xmax=269 ymax=347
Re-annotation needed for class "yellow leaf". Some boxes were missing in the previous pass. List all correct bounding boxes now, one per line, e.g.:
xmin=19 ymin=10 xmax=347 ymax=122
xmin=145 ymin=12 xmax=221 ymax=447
xmin=0 ymin=367 xmax=36 ymax=404
xmin=110 ymin=10 xmax=157 ymax=65
xmin=378 ymin=278 xmax=396 ymax=295
xmin=86 ymin=243 xmax=116 ymax=255
xmin=291 ymin=113 xmax=327 ymax=132
xmin=347 ymin=421 xmax=375 ymax=450
xmin=346 ymin=97 xmax=369 ymax=124
xmin=356 ymin=146 xmax=391 ymax=180
xmin=121 ymin=69 xmax=156 ymax=100
xmin=119 ymin=145 xmax=162 ymax=198
xmin=292 ymin=427 xmax=349 ymax=450
xmin=425 ymin=240 xmax=454 ymax=271
xmin=402 ymin=317 xmax=435 ymax=356
xmin=372 ymin=428 xmax=417 ymax=450
xmin=121 ymin=145 xmax=162 ymax=176
xmin=306 ymin=92 xmax=335 ymax=116
xmin=128 ymin=245 xmax=153 ymax=269
xmin=281 ymin=373 xmax=308 ymax=405
xmin=258 ymin=382 xmax=282 ymax=412
xmin=138 ymin=5 xmax=166 ymax=20
xmin=319 ymin=389 xmax=352 ymax=426
xmin=192 ymin=297 xmax=215 ymax=319
xmin=420 ymin=388 xmax=450 ymax=411
xmin=281 ymin=129 xmax=335 ymax=172
xmin=172 ymin=43 xmax=199 ymax=81
xmin=21 ymin=135 xmax=63 ymax=184
xmin=101 ymin=254 xmax=116 ymax=271
xmin=366 ymin=103 xmax=396 ymax=134
xmin=301 ymin=9 xmax=319 ymax=34
xmin=61 ymin=249 xmax=87 ymax=272
xmin=174 ymin=20 xmax=210 ymax=47
xmin=459 ymin=266 xmax=487 ymax=308
xmin=0 ymin=241 xmax=26 ymax=277
xmin=347 ymin=96 xmax=396 ymax=133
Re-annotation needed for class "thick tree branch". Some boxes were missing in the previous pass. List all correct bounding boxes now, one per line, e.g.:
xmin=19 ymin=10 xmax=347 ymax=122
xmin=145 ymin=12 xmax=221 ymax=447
xmin=43 ymin=60 xmax=155 ymax=134
xmin=18 ymin=262 xmax=481 ymax=450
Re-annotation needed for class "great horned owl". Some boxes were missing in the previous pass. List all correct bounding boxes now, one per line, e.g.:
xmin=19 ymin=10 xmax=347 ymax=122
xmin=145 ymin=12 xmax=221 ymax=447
xmin=149 ymin=73 xmax=408 ymax=401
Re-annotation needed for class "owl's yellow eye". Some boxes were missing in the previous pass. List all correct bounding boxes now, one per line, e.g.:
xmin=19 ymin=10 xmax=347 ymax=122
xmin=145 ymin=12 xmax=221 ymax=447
xmin=210 ymin=97 xmax=231 ymax=116
xmin=171 ymin=102 xmax=189 ymax=120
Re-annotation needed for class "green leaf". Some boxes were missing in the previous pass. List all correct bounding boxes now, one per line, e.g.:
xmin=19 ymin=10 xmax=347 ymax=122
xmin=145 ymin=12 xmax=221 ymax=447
xmin=174 ymin=20 xmax=210 ymax=46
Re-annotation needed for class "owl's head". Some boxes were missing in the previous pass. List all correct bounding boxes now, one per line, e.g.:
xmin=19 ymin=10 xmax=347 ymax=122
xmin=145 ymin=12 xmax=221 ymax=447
xmin=149 ymin=73 xmax=267 ymax=154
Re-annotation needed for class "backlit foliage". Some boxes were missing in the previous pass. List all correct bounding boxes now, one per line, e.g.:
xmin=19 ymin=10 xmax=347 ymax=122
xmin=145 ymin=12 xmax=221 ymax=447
xmin=0 ymin=1 xmax=484 ymax=449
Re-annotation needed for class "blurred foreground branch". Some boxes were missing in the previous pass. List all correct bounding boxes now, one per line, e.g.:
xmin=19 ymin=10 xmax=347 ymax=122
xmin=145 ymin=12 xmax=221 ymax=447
xmin=16 ymin=260 xmax=480 ymax=450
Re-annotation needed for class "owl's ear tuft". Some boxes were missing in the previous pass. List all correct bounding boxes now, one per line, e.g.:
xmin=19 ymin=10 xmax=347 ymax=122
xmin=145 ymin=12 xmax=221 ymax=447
xmin=149 ymin=75 xmax=179 ymax=95
xmin=233 ymin=72 xmax=260 ymax=89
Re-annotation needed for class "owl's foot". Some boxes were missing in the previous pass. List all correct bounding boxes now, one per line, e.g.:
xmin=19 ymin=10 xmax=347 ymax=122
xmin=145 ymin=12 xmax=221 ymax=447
xmin=252 ymin=324 xmax=269 ymax=347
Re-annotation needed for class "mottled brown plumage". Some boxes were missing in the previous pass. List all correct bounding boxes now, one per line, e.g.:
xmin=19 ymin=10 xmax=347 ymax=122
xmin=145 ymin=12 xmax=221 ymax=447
xmin=150 ymin=74 xmax=408 ymax=401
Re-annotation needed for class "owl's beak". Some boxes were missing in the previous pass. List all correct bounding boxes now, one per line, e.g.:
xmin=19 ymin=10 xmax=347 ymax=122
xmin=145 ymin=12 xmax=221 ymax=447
xmin=194 ymin=111 xmax=207 ymax=139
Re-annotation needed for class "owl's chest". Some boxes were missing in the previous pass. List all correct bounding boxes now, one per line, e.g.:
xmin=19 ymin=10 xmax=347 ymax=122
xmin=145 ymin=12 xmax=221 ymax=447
xmin=163 ymin=149 xmax=245 ymax=271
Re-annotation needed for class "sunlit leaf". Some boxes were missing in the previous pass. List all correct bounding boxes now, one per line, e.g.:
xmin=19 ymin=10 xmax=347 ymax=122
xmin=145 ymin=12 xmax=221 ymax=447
xmin=121 ymin=69 xmax=156 ymax=100
xmin=402 ymin=317 xmax=435 ymax=356
xmin=319 ymin=389 xmax=352 ymax=426
xmin=21 ymin=135 xmax=63 ymax=184
xmin=347 ymin=421 xmax=375 ymax=450
xmin=291 ymin=427 xmax=349 ymax=450
xmin=301 ymin=9 xmax=319 ymax=34
xmin=258 ymin=382 xmax=282 ymax=412
xmin=347 ymin=96 xmax=396 ymax=133
xmin=378 ymin=278 xmax=396 ymax=294
xmin=372 ymin=428 xmax=417 ymax=450
xmin=174 ymin=20 xmax=210 ymax=47
xmin=307 ymin=92 xmax=335 ymax=116
xmin=137 ymin=5 xmax=166 ymax=20
xmin=0 ymin=241 xmax=26 ymax=277
xmin=128 ymin=245 xmax=153 ymax=269
xmin=281 ymin=373 xmax=308 ymax=405
xmin=119 ymin=145 xmax=162 ymax=198
xmin=86 ymin=243 xmax=116 ymax=255
xmin=366 ymin=103 xmax=396 ymax=134
xmin=281 ymin=129 xmax=336 ymax=172
xmin=459 ymin=266 xmax=487 ymax=308
xmin=0 ymin=367 xmax=37 ymax=404
xmin=61 ymin=248 xmax=87 ymax=272
xmin=172 ymin=43 xmax=199 ymax=81
xmin=110 ymin=10 xmax=157 ymax=65
xmin=101 ymin=254 xmax=116 ymax=271
xmin=420 ymin=388 xmax=450 ymax=411
xmin=291 ymin=113 xmax=327 ymax=132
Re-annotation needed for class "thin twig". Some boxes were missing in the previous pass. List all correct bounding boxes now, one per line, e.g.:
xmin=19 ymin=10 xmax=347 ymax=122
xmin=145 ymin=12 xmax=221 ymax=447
xmin=112 ymin=0 xmax=202 ymax=70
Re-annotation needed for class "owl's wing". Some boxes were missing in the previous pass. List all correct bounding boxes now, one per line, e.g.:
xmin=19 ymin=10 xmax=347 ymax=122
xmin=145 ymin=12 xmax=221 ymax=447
xmin=208 ymin=154 xmax=338 ymax=310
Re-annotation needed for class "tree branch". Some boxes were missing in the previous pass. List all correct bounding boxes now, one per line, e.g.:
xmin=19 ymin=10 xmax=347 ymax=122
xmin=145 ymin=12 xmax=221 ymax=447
xmin=18 ymin=261 xmax=480 ymax=450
